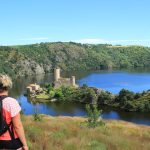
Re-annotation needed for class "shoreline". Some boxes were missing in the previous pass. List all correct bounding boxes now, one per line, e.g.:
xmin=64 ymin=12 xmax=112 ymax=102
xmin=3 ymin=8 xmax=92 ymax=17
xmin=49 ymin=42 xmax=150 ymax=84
xmin=23 ymin=114 xmax=150 ymax=127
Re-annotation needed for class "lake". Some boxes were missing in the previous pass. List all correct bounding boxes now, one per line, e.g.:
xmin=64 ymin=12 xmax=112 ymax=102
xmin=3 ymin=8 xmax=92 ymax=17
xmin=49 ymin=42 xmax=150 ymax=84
xmin=10 ymin=69 xmax=150 ymax=126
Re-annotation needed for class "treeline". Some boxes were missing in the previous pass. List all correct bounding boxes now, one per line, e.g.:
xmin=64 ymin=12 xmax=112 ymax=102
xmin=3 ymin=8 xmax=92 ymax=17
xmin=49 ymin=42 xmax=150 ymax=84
xmin=39 ymin=84 xmax=150 ymax=112
xmin=98 ymin=89 xmax=150 ymax=112
xmin=0 ymin=42 xmax=150 ymax=77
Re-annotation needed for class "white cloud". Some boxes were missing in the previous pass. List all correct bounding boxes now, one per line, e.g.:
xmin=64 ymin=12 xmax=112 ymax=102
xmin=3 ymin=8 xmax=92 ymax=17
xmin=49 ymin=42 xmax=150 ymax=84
xmin=74 ymin=38 xmax=107 ymax=44
xmin=73 ymin=38 xmax=150 ymax=46
xmin=19 ymin=37 xmax=49 ymax=41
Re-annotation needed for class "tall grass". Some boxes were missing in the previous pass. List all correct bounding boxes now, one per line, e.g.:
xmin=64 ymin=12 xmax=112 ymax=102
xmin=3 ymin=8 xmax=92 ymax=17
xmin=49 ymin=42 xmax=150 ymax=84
xmin=22 ymin=115 xmax=150 ymax=150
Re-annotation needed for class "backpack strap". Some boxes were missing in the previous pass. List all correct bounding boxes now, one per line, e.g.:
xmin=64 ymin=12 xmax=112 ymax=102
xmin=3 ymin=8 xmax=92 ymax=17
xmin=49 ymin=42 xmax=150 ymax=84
xmin=0 ymin=96 xmax=15 ymax=140
xmin=0 ymin=96 xmax=7 ymax=110
xmin=8 ymin=122 xmax=15 ymax=140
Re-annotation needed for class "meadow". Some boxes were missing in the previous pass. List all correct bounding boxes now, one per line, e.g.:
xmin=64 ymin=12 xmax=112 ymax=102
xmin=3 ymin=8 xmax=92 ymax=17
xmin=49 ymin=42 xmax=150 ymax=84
xmin=22 ymin=115 xmax=150 ymax=150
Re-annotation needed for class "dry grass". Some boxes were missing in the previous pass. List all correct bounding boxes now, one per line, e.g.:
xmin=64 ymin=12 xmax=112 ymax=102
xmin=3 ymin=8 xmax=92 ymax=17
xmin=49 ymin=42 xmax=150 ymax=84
xmin=22 ymin=115 xmax=150 ymax=150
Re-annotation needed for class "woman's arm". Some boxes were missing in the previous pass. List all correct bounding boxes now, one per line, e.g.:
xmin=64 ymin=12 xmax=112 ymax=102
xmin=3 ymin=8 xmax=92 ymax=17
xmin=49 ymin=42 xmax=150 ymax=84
xmin=12 ymin=113 xmax=28 ymax=150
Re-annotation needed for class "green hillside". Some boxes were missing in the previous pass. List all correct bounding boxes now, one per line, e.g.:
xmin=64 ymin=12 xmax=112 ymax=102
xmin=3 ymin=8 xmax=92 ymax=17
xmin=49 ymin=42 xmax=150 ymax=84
xmin=0 ymin=42 xmax=150 ymax=77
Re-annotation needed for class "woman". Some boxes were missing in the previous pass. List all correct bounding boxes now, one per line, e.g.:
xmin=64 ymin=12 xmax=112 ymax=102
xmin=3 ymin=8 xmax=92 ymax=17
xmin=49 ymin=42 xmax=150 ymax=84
xmin=0 ymin=74 xmax=28 ymax=150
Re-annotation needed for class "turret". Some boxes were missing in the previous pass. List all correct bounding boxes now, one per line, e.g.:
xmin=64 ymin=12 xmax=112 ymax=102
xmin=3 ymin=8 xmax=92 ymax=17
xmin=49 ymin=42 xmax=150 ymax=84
xmin=54 ymin=68 xmax=60 ymax=81
xmin=71 ymin=76 xmax=76 ymax=86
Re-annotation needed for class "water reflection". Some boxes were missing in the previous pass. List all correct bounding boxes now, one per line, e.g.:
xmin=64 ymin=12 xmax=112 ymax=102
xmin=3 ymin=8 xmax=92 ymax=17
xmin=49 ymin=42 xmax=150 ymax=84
xmin=17 ymin=94 xmax=150 ymax=125
xmin=102 ymin=111 xmax=120 ymax=119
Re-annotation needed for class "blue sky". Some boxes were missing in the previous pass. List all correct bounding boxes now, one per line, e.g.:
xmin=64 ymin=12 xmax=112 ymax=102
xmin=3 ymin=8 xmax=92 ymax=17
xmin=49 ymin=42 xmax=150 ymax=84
xmin=0 ymin=0 xmax=150 ymax=46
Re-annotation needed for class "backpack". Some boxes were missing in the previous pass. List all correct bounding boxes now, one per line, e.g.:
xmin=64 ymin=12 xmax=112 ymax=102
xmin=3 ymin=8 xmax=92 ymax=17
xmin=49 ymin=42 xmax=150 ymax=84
xmin=0 ymin=96 xmax=14 ymax=139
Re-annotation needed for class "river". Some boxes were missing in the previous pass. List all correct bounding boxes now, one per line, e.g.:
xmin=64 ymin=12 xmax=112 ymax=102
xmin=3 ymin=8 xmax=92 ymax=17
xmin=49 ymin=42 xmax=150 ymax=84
xmin=9 ymin=69 xmax=150 ymax=126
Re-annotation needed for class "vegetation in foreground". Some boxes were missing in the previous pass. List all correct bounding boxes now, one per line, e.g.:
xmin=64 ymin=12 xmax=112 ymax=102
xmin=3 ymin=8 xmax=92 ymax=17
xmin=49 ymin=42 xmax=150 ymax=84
xmin=22 ymin=115 xmax=150 ymax=150
xmin=1 ymin=42 xmax=150 ymax=77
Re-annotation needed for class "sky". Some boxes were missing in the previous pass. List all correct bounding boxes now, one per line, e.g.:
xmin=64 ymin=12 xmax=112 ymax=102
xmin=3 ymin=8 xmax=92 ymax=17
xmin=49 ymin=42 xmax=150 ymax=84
xmin=0 ymin=0 xmax=150 ymax=46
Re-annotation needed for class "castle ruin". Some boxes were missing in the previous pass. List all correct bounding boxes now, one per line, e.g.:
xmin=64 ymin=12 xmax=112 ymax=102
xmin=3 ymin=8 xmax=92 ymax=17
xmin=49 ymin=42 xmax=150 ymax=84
xmin=53 ymin=68 xmax=78 ymax=88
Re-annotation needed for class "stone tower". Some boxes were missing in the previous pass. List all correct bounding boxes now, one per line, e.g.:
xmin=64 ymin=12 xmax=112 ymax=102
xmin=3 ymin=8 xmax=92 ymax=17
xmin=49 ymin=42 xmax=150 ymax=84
xmin=71 ymin=76 xmax=76 ymax=86
xmin=54 ymin=68 xmax=60 ymax=81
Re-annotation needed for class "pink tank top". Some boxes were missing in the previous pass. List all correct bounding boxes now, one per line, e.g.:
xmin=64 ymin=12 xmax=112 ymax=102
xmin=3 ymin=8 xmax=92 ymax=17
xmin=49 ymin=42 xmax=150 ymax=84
xmin=0 ymin=97 xmax=21 ymax=140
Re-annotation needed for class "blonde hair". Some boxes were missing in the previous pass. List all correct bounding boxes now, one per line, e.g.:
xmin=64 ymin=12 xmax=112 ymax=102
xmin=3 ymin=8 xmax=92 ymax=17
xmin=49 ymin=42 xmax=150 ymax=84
xmin=0 ymin=74 xmax=12 ymax=92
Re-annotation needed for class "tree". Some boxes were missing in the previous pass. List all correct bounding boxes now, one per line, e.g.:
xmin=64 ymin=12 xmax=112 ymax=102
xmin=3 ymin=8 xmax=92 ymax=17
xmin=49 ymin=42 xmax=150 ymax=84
xmin=85 ymin=104 xmax=104 ymax=128
xmin=117 ymin=89 xmax=134 ymax=105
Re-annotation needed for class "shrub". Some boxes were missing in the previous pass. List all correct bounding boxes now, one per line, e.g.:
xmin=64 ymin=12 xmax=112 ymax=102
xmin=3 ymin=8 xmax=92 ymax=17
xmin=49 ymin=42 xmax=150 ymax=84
xmin=33 ymin=106 xmax=42 ymax=121
xmin=33 ymin=113 xmax=42 ymax=121
xmin=85 ymin=104 xmax=104 ymax=128
xmin=117 ymin=89 xmax=134 ymax=105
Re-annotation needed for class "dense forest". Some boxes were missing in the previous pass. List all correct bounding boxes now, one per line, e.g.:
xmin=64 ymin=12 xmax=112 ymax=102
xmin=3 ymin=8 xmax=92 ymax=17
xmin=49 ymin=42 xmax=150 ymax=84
xmin=0 ymin=42 xmax=150 ymax=77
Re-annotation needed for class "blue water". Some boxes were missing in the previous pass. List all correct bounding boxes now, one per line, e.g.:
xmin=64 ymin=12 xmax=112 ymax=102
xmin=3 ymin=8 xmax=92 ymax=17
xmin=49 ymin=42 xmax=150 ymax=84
xmin=11 ymin=69 xmax=150 ymax=126
xmin=78 ymin=71 xmax=150 ymax=94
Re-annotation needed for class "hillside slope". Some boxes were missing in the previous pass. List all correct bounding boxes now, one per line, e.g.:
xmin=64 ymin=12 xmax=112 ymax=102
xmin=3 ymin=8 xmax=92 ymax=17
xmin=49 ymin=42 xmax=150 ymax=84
xmin=0 ymin=42 xmax=150 ymax=77
xmin=23 ymin=115 xmax=150 ymax=150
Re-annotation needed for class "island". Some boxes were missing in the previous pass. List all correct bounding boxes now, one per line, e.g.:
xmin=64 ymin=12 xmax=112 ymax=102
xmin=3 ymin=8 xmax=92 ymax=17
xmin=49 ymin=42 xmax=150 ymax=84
xmin=26 ymin=68 xmax=150 ymax=112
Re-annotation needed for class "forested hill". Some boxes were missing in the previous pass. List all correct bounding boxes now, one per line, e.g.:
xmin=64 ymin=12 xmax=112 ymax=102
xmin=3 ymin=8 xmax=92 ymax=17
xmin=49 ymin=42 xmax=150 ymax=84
xmin=0 ymin=42 xmax=150 ymax=77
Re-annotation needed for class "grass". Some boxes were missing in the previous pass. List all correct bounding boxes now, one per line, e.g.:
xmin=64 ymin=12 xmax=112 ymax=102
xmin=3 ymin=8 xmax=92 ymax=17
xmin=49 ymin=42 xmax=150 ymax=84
xmin=22 ymin=115 xmax=150 ymax=150
xmin=36 ymin=93 xmax=50 ymax=99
